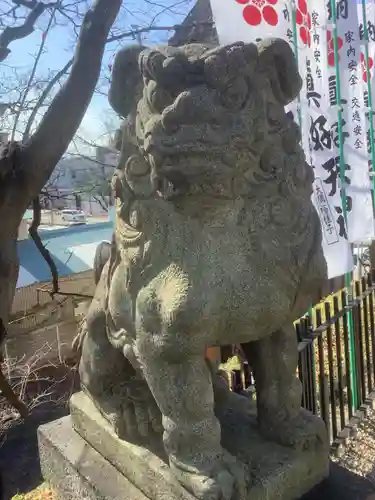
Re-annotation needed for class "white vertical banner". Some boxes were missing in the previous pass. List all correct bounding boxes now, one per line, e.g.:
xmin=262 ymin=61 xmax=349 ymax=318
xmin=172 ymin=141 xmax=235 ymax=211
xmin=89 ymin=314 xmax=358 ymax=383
xmin=358 ymin=0 xmax=375 ymax=239
xmin=210 ymin=0 xmax=293 ymax=44
xmin=307 ymin=0 xmax=353 ymax=278
xmin=286 ymin=1 xmax=310 ymax=156
xmin=210 ymin=0 xmax=354 ymax=278
xmin=358 ymin=0 xmax=375 ymax=108
xmin=330 ymin=0 xmax=374 ymax=243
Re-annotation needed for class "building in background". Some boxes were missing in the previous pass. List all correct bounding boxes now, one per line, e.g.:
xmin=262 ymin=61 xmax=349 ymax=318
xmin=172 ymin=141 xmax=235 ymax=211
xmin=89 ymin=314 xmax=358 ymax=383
xmin=6 ymin=221 xmax=113 ymax=366
xmin=43 ymin=147 xmax=119 ymax=216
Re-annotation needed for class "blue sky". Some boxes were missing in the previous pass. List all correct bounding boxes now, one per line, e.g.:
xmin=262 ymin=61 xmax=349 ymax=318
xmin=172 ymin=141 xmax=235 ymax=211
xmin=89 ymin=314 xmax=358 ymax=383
xmin=0 ymin=0 xmax=193 ymax=151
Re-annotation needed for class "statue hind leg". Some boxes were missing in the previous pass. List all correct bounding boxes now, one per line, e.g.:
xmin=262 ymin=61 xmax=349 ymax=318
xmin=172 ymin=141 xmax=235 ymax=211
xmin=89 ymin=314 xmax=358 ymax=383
xmin=241 ymin=325 xmax=328 ymax=452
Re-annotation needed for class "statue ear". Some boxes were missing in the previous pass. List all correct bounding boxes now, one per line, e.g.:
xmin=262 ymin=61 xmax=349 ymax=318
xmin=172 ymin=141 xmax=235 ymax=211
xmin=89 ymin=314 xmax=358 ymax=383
xmin=257 ymin=38 xmax=302 ymax=106
xmin=108 ymin=45 xmax=145 ymax=117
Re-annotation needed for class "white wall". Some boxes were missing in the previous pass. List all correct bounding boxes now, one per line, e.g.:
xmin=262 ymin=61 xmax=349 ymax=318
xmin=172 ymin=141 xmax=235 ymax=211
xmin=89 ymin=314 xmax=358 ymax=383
xmin=18 ymin=219 xmax=29 ymax=241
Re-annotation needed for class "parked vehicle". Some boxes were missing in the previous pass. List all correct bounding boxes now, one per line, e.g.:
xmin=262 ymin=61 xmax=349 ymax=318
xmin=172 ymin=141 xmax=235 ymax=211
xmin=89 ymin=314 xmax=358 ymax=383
xmin=60 ymin=209 xmax=86 ymax=224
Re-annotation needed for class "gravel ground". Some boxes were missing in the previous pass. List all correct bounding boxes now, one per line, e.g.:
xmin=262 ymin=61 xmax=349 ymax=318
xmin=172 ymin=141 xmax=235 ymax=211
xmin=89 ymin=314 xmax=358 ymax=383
xmin=299 ymin=408 xmax=375 ymax=500
xmin=331 ymin=409 xmax=375 ymax=486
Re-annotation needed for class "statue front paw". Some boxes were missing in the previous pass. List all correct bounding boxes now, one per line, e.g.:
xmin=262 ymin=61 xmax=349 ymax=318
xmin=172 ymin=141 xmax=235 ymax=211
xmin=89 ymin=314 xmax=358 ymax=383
xmin=120 ymin=376 xmax=163 ymax=441
xmin=259 ymin=409 xmax=328 ymax=452
xmin=82 ymin=376 xmax=162 ymax=443
xmin=170 ymin=451 xmax=248 ymax=500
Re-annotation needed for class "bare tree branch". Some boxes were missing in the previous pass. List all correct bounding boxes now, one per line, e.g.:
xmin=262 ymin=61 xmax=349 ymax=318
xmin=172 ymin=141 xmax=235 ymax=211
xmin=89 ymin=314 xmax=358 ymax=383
xmin=11 ymin=4 xmax=57 ymax=141
xmin=92 ymin=194 xmax=109 ymax=211
xmin=0 ymin=364 xmax=29 ymax=419
xmin=0 ymin=318 xmax=28 ymax=419
xmin=0 ymin=0 xmax=122 ymax=371
xmin=23 ymin=0 xmax=122 ymax=199
xmin=28 ymin=197 xmax=59 ymax=295
xmin=23 ymin=58 xmax=73 ymax=141
xmin=0 ymin=1 xmax=58 ymax=62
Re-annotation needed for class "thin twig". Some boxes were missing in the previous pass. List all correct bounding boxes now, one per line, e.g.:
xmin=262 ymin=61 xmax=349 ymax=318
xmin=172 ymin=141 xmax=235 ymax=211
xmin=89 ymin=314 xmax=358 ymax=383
xmin=0 ymin=319 xmax=28 ymax=419
xmin=11 ymin=4 xmax=57 ymax=140
xmin=0 ymin=367 xmax=28 ymax=418
xmin=23 ymin=58 xmax=73 ymax=141
xmin=0 ymin=1 xmax=58 ymax=61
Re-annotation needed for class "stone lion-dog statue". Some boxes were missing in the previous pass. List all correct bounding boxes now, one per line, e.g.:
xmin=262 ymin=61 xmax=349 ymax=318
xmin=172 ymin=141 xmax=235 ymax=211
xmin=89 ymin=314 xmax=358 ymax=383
xmin=74 ymin=38 xmax=328 ymax=500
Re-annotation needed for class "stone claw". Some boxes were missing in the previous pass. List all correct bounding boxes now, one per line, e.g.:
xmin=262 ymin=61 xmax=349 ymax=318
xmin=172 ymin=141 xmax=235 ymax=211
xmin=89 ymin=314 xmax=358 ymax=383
xmin=170 ymin=452 xmax=248 ymax=500
xmin=119 ymin=377 xmax=163 ymax=441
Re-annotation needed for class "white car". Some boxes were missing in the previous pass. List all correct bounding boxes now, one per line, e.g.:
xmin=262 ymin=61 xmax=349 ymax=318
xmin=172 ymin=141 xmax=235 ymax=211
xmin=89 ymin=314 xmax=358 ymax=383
xmin=60 ymin=209 xmax=86 ymax=224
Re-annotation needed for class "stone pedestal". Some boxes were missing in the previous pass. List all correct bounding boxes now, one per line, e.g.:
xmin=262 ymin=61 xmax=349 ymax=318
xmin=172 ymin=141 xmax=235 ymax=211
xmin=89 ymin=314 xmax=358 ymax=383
xmin=38 ymin=391 xmax=329 ymax=500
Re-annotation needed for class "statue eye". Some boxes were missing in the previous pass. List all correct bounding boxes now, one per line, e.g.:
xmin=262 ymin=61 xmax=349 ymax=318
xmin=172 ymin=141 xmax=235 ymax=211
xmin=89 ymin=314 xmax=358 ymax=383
xmin=125 ymin=155 xmax=150 ymax=178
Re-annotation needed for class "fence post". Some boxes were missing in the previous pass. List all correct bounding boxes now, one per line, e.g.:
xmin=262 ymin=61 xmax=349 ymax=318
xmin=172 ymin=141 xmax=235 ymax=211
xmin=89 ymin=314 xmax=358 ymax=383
xmin=355 ymin=281 xmax=366 ymax=405
xmin=333 ymin=296 xmax=346 ymax=429
xmin=306 ymin=315 xmax=318 ymax=414
xmin=361 ymin=276 xmax=372 ymax=394
xmin=325 ymin=302 xmax=338 ymax=440
xmin=329 ymin=0 xmax=358 ymax=412
xmin=367 ymin=272 xmax=375 ymax=387
xmin=342 ymin=291 xmax=354 ymax=420
xmin=316 ymin=308 xmax=330 ymax=438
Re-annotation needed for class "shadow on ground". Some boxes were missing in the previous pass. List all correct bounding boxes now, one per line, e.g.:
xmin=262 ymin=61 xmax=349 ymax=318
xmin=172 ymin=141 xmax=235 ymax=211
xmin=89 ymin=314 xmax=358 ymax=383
xmin=0 ymin=363 xmax=79 ymax=499
xmin=0 ymin=405 xmax=69 ymax=499
xmin=301 ymin=462 xmax=375 ymax=500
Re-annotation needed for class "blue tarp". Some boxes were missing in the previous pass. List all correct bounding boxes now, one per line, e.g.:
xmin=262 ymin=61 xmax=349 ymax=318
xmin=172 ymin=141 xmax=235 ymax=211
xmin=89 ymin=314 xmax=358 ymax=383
xmin=17 ymin=222 xmax=113 ymax=288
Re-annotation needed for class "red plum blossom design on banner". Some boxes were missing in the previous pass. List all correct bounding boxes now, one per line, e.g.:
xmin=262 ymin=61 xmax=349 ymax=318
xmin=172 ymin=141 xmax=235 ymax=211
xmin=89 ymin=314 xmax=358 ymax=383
xmin=361 ymin=53 xmax=373 ymax=83
xmin=235 ymin=0 xmax=278 ymax=27
xmin=295 ymin=0 xmax=311 ymax=46
xmin=327 ymin=30 xmax=343 ymax=67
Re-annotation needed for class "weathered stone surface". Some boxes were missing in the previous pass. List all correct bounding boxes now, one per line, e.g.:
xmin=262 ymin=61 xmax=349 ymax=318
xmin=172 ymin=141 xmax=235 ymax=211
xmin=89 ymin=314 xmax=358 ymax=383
xmin=66 ymin=391 xmax=329 ymax=500
xmin=71 ymin=37 xmax=329 ymax=500
xmin=70 ymin=392 xmax=194 ymax=500
xmin=38 ymin=415 xmax=148 ymax=500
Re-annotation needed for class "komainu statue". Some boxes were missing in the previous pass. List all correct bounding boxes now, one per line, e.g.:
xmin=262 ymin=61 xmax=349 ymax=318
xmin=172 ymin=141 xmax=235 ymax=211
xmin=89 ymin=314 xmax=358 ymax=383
xmin=75 ymin=38 xmax=328 ymax=500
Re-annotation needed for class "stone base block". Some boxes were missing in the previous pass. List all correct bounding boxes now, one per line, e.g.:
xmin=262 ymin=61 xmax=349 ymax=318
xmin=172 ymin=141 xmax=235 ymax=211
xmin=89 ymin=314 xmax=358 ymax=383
xmin=38 ymin=391 xmax=329 ymax=500
xmin=38 ymin=416 xmax=148 ymax=500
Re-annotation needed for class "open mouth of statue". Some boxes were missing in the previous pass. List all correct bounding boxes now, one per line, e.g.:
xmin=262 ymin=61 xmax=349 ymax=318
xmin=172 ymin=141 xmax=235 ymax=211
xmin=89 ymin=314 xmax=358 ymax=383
xmin=143 ymin=122 xmax=232 ymax=157
xmin=154 ymin=172 xmax=189 ymax=200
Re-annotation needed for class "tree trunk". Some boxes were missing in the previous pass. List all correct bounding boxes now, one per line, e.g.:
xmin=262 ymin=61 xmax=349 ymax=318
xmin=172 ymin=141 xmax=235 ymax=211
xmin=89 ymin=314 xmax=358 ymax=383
xmin=0 ymin=0 xmax=122 ymax=416
xmin=0 ymin=227 xmax=19 ymax=333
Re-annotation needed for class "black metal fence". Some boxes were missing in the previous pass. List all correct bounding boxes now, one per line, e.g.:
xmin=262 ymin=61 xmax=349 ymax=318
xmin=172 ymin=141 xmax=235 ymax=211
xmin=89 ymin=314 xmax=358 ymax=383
xmin=222 ymin=270 xmax=375 ymax=454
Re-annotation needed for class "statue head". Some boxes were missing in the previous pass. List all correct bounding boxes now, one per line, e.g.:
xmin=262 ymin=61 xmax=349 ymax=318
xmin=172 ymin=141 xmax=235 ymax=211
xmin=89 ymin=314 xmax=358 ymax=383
xmin=109 ymin=39 xmax=302 ymax=203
